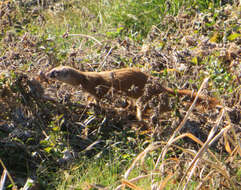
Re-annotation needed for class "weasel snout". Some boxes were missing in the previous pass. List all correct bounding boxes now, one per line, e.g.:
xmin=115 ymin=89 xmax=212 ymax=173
xmin=45 ymin=70 xmax=56 ymax=79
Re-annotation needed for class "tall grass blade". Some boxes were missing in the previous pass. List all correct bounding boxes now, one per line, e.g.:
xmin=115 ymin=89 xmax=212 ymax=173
xmin=0 ymin=169 xmax=7 ymax=190
xmin=155 ymin=77 xmax=210 ymax=173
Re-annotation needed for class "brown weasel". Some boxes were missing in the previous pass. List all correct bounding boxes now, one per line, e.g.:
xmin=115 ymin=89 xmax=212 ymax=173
xmin=46 ymin=66 xmax=148 ymax=99
xmin=45 ymin=66 xmax=219 ymax=119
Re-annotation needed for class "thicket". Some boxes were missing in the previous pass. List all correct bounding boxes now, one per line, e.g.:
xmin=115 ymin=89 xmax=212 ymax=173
xmin=0 ymin=0 xmax=240 ymax=189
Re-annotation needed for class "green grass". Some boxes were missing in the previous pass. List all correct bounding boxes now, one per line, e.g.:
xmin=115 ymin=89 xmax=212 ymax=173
xmin=0 ymin=0 xmax=224 ymax=60
xmin=56 ymin=158 xmax=122 ymax=189
xmin=54 ymin=153 xmax=156 ymax=189
xmin=20 ymin=0 xmax=224 ymax=52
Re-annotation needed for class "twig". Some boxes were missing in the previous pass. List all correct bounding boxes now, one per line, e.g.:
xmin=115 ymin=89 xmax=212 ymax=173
xmin=155 ymin=77 xmax=210 ymax=172
xmin=98 ymin=46 xmax=114 ymax=71
xmin=115 ymin=173 xmax=161 ymax=190
xmin=63 ymin=32 xmax=102 ymax=45
xmin=179 ymin=108 xmax=226 ymax=190
xmin=0 ymin=158 xmax=17 ymax=189
xmin=124 ymin=142 xmax=163 ymax=179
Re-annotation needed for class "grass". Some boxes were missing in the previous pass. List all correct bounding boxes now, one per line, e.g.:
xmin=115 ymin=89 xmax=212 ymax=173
xmin=19 ymin=0 xmax=222 ymax=54
xmin=56 ymin=157 xmax=123 ymax=189
xmin=55 ymin=154 xmax=158 ymax=189
xmin=0 ymin=0 xmax=240 ymax=189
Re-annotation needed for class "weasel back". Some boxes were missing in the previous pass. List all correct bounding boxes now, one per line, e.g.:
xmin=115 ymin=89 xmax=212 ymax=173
xmin=98 ymin=68 xmax=148 ymax=98
xmin=45 ymin=66 xmax=148 ymax=99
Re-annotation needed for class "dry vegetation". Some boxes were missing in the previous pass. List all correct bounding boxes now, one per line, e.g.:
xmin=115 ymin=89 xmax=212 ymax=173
xmin=0 ymin=0 xmax=240 ymax=189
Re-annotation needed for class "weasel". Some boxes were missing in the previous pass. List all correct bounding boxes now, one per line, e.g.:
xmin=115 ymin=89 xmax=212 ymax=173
xmin=46 ymin=66 xmax=147 ymax=99
xmin=45 ymin=66 xmax=220 ymax=119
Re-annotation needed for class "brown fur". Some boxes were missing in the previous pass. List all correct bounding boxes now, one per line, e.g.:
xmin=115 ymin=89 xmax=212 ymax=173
xmin=45 ymin=66 xmax=148 ymax=99
xmin=45 ymin=66 xmax=220 ymax=119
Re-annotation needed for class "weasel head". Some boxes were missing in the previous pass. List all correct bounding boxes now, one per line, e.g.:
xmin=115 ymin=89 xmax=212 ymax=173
xmin=45 ymin=66 xmax=81 ymax=86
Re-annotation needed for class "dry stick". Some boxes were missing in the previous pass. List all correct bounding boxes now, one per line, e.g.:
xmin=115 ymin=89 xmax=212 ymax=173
xmin=183 ymin=124 xmax=234 ymax=190
xmin=115 ymin=173 xmax=161 ymax=190
xmin=0 ymin=169 xmax=7 ymax=190
xmin=97 ymin=46 xmax=114 ymax=71
xmin=179 ymin=108 xmax=226 ymax=190
xmin=166 ymin=142 xmax=230 ymax=183
xmin=124 ymin=142 xmax=163 ymax=179
xmin=170 ymin=143 xmax=229 ymax=176
xmin=158 ymin=172 xmax=175 ymax=190
xmin=65 ymin=33 xmax=102 ymax=45
xmin=120 ymin=132 xmax=229 ymax=190
xmin=120 ymin=142 xmax=176 ymax=190
xmin=224 ymin=110 xmax=241 ymax=156
xmin=0 ymin=158 xmax=17 ymax=189
xmin=209 ymin=125 xmax=233 ymax=147
xmin=154 ymin=77 xmax=210 ymax=172
xmin=121 ymin=180 xmax=144 ymax=190
xmin=159 ymin=133 xmax=230 ymax=179
xmin=186 ymin=158 xmax=200 ymax=188
xmin=196 ymin=170 xmax=216 ymax=190
xmin=168 ymin=133 xmax=220 ymax=163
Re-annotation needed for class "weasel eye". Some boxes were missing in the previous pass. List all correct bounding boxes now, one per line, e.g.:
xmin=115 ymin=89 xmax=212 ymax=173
xmin=50 ymin=70 xmax=59 ymax=78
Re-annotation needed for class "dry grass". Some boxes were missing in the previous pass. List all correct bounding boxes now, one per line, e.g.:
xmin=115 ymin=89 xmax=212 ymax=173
xmin=118 ymin=77 xmax=240 ymax=189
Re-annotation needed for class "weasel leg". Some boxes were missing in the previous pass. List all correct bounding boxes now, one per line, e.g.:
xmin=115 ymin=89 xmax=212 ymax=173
xmin=136 ymin=98 xmax=143 ymax=121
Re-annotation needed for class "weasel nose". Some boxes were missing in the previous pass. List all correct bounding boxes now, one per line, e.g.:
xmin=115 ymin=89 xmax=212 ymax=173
xmin=49 ymin=72 xmax=55 ymax=78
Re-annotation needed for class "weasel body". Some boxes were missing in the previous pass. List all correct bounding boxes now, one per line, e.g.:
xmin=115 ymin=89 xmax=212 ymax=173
xmin=46 ymin=66 xmax=148 ymax=99
xmin=45 ymin=66 xmax=219 ymax=118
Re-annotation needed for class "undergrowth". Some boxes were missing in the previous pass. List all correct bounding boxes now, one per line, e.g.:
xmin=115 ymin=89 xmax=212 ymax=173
xmin=0 ymin=0 xmax=240 ymax=189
